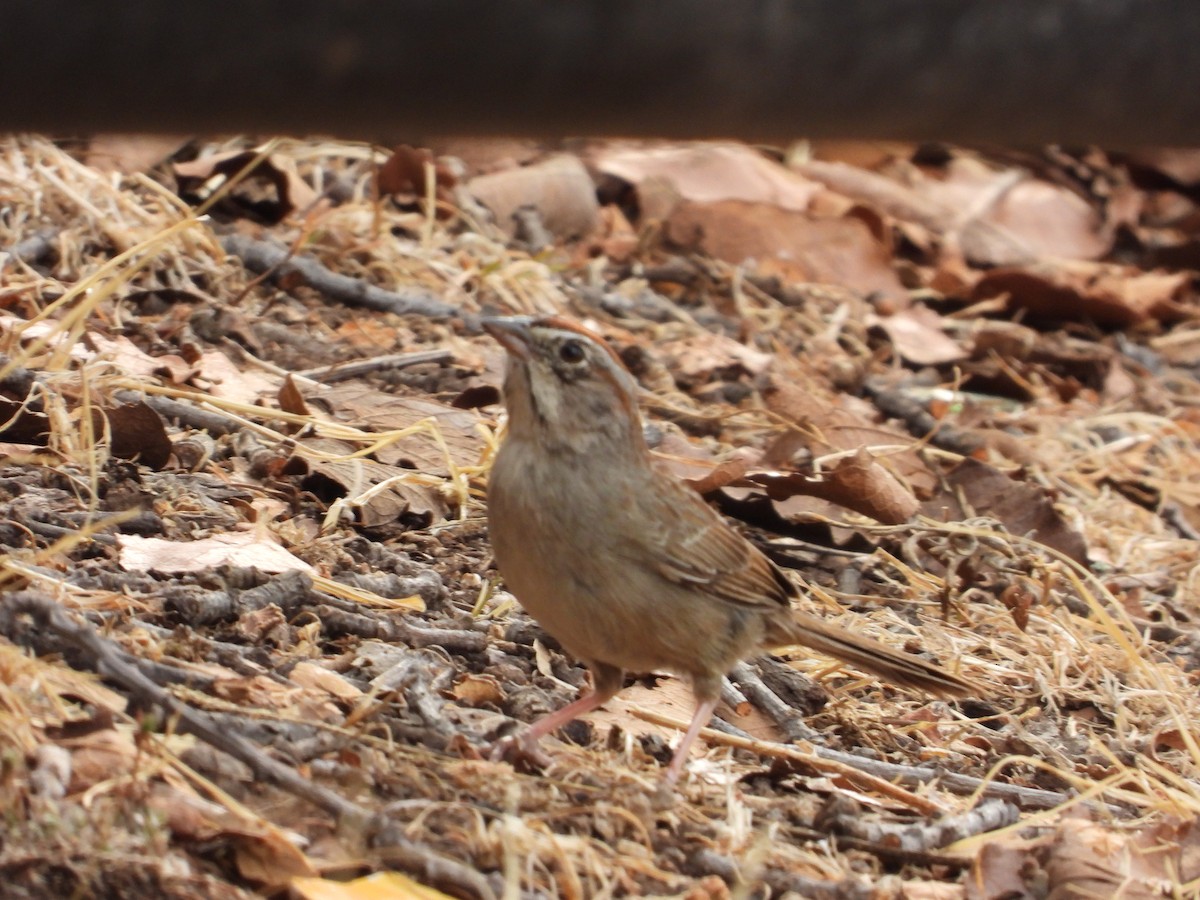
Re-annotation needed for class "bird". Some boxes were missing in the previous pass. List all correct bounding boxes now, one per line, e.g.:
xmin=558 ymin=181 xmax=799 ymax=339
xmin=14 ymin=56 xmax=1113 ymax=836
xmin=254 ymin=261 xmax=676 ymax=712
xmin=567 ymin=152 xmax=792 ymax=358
xmin=483 ymin=315 xmax=975 ymax=783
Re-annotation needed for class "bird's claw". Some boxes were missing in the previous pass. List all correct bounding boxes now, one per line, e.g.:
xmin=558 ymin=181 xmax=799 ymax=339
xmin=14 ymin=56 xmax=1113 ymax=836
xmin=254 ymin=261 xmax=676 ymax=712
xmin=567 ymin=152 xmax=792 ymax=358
xmin=489 ymin=733 xmax=555 ymax=771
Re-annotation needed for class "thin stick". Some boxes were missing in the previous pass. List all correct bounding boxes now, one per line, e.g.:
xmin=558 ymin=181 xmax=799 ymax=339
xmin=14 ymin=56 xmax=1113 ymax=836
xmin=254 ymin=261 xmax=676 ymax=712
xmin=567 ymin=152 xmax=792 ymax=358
xmin=632 ymin=708 xmax=947 ymax=816
xmin=632 ymin=707 xmax=1080 ymax=812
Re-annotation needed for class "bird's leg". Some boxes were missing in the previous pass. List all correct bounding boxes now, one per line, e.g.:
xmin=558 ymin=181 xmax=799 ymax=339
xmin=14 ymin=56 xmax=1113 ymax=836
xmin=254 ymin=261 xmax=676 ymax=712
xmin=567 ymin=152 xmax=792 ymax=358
xmin=492 ymin=662 xmax=624 ymax=766
xmin=664 ymin=694 xmax=720 ymax=784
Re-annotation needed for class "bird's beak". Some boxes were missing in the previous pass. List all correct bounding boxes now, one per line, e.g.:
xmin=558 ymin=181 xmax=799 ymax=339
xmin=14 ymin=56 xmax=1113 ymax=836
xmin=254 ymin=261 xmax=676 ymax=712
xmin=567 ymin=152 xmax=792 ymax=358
xmin=482 ymin=316 xmax=536 ymax=360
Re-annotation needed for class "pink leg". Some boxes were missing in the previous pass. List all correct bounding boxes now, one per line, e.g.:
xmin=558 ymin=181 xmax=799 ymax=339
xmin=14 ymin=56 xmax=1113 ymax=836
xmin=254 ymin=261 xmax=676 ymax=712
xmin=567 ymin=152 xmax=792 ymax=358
xmin=492 ymin=662 xmax=624 ymax=766
xmin=523 ymin=690 xmax=609 ymax=744
xmin=664 ymin=696 xmax=719 ymax=785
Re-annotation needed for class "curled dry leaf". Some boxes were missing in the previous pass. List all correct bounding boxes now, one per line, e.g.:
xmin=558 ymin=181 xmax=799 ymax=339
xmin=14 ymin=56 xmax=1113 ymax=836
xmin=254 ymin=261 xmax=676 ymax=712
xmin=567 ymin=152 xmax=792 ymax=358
xmin=763 ymin=377 xmax=938 ymax=498
xmin=96 ymin=401 xmax=173 ymax=470
xmin=1043 ymin=817 xmax=1200 ymax=899
xmin=798 ymin=155 xmax=1110 ymax=266
xmin=173 ymin=149 xmax=319 ymax=223
xmin=376 ymin=144 xmax=457 ymax=201
xmin=749 ymin=447 xmax=920 ymax=525
xmin=450 ymin=673 xmax=505 ymax=707
xmin=974 ymin=261 xmax=1193 ymax=327
xmin=288 ymin=661 xmax=364 ymax=704
xmin=294 ymin=437 xmax=449 ymax=526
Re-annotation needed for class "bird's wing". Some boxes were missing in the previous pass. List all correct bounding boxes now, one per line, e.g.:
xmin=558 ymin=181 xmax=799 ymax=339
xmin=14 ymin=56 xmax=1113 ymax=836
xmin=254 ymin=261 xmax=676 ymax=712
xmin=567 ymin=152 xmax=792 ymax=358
xmin=626 ymin=474 xmax=797 ymax=611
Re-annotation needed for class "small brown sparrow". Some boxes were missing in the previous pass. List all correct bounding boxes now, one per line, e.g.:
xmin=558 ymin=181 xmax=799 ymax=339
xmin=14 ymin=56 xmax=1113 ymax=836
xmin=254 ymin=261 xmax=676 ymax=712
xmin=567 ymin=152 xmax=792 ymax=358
xmin=484 ymin=316 xmax=975 ymax=783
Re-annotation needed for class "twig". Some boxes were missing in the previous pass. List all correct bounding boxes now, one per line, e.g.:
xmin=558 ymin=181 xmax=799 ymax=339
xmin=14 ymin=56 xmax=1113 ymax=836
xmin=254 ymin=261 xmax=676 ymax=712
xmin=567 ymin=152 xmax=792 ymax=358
xmin=294 ymin=349 xmax=454 ymax=384
xmin=632 ymin=707 xmax=1078 ymax=812
xmin=822 ymin=796 xmax=1020 ymax=851
xmin=221 ymin=234 xmax=464 ymax=320
xmin=637 ymin=708 xmax=946 ymax=815
xmin=315 ymin=604 xmax=488 ymax=653
xmin=863 ymin=377 xmax=985 ymax=458
xmin=115 ymin=390 xmax=243 ymax=436
xmin=729 ymin=661 xmax=821 ymax=742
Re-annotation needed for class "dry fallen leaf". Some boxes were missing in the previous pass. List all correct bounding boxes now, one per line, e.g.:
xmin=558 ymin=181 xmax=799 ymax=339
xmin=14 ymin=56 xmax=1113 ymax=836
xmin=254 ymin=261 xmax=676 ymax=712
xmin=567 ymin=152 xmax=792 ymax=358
xmin=295 ymin=436 xmax=450 ymax=526
xmin=664 ymin=199 xmax=907 ymax=301
xmin=450 ymin=673 xmax=505 ymax=707
xmin=174 ymin=148 xmax=319 ymax=223
xmin=870 ymin=306 xmax=968 ymax=366
xmin=750 ymin=447 xmax=920 ymax=525
xmin=465 ymin=154 xmax=599 ymax=239
xmin=922 ymin=458 xmax=1088 ymax=564
xmin=595 ymin=142 xmax=821 ymax=214
xmin=118 ymin=532 xmax=315 ymax=574
xmin=657 ymin=330 xmax=774 ymax=385
xmin=974 ymin=261 xmax=1193 ymax=326
xmin=305 ymin=386 xmax=485 ymax=478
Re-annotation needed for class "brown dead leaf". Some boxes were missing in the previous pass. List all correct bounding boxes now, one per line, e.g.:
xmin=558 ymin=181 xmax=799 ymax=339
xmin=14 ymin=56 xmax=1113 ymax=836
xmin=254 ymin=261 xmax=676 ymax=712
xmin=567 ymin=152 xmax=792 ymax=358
xmin=1043 ymin=817 xmax=1200 ymax=900
xmin=289 ymin=661 xmax=364 ymax=704
xmin=190 ymin=350 xmax=281 ymax=404
xmin=234 ymin=826 xmax=318 ymax=885
xmin=84 ymin=331 xmax=190 ymax=379
xmin=278 ymin=375 xmax=310 ymax=417
xmin=0 ymin=396 xmax=49 ymax=444
xmin=965 ymin=841 xmax=1032 ymax=900
xmin=793 ymin=159 xmax=951 ymax=233
xmin=974 ymin=261 xmax=1192 ymax=326
xmin=295 ymin=436 xmax=449 ymax=525
xmin=750 ymin=447 xmax=920 ymax=524
xmin=657 ymin=331 xmax=774 ymax=385
xmin=665 ymin=199 xmax=907 ymax=301
xmin=595 ymin=143 xmax=821 ymax=214
xmin=590 ymin=204 xmax=640 ymax=263
xmin=118 ymin=532 xmax=315 ymax=574
xmin=799 ymin=156 xmax=1110 ymax=265
xmin=145 ymin=781 xmax=230 ymax=841
xmin=465 ymin=154 xmax=599 ymax=240
xmin=376 ymin=144 xmax=457 ymax=201
xmin=450 ymin=673 xmax=505 ymax=707
xmin=763 ymin=378 xmax=938 ymax=498
xmin=307 ymin=385 xmax=484 ymax=478
xmin=871 ymin=306 xmax=968 ymax=366
xmin=62 ymin=727 xmax=137 ymax=793
xmin=97 ymin=401 xmax=172 ymax=469
xmin=922 ymin=458 xmax=1088 ymax=564
xmin=965 ymin=178 xmax=1109 ymax=264
xmin=174 ymin=149 xmax=318 ymax=223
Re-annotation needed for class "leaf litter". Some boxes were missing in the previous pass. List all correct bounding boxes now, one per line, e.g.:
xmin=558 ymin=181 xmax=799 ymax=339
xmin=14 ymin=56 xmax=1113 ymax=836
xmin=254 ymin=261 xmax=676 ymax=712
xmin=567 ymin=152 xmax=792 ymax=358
xmin=0 ymin=134 xmax=1199 ymax=897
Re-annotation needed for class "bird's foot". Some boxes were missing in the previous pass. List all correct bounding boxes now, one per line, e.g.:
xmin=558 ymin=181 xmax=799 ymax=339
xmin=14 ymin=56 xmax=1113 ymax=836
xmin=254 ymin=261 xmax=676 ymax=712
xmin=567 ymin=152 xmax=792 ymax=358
xmin=489 ymin=732 xmax=555 ymax=771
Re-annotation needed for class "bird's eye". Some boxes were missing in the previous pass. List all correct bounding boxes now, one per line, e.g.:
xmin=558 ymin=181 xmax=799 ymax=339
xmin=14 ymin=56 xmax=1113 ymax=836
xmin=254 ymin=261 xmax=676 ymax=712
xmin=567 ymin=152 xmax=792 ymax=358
xmin=558 ymin=340 xmax=586 ymax=364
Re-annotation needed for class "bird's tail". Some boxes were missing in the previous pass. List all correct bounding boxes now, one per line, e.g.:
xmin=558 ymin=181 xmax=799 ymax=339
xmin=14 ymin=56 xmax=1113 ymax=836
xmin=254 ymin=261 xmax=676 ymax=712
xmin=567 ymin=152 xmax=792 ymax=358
xmin=770 ymin=610 xmax=978 ymax=698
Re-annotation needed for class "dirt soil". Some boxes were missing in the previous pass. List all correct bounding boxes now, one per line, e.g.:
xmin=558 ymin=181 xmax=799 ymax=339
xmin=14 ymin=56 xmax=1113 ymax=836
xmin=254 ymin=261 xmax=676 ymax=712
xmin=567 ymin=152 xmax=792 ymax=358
xmin=1 ymin=135 xmax=1200 ymax=899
